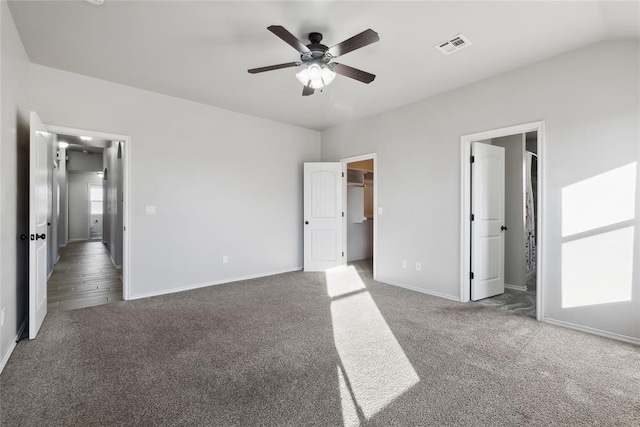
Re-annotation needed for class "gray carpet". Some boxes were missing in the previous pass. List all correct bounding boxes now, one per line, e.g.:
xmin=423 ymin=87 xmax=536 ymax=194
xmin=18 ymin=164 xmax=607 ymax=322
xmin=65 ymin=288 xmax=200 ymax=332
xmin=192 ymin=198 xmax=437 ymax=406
xmin=1 ymin=261 xmax=639 ymax=426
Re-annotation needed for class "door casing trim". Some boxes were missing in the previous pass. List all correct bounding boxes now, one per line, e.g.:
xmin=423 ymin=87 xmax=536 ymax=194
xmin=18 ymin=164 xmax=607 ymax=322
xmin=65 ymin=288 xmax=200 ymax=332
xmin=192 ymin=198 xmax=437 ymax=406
xmin=460 ymin=121 xmax=545 ymax=321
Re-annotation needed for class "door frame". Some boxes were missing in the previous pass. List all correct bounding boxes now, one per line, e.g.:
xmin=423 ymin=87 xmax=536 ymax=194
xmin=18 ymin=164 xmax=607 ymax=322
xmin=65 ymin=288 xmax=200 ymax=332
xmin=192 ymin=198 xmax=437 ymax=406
xmin=460 ymin=121 xmax=545 ymax=320
xmin=46 ymin=124 xmax=132 ymax=300
xmin=341 ymin=153 xmax=378 ymax=280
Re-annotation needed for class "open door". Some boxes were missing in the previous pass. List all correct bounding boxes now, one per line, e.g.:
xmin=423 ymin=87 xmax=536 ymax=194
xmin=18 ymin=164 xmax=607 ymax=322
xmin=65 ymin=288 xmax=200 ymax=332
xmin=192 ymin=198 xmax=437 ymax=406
xmin=303 ymin=162 xmax=344 ymax=272
xmin=471 ymin=142 xmax=506 ymax=301
xmin=29 ymin=112 xmax=51 ymax=338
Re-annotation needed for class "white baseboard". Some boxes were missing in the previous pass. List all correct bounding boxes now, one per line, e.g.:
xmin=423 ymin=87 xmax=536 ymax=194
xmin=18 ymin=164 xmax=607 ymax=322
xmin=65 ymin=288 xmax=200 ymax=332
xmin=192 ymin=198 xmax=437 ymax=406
xmin=68 ymin=238 xmax=88 ymax=243
xmin=504 ymin=283 xmax=528 ymax=292
xmin=128 ymin=267 xmax=303 ymax=300
xmin=47 ymin=269 xmax=53 ymax=280
xmin=544 ymin=318 xmax=640 ymax=346
xmin=376 ymin=277 xmax=461 ymax=302
xmin=0 ymin=319 xmax=26 ymax=374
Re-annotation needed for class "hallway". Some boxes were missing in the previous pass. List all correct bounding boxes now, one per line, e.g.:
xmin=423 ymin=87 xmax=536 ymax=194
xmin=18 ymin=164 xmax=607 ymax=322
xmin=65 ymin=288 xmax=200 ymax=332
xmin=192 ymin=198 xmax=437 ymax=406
xmin=48 ymin=242 xmax=122 ymax=313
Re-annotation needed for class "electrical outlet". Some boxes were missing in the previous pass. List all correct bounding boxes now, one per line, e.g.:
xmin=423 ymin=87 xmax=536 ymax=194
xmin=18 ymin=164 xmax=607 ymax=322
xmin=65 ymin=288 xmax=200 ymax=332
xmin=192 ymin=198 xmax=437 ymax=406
xmin=402 ymin=260 xmax=407 ymax=268
xmin=1 ymin=308 xmax=5 ymax=327
xmin=415 ymin=262 xmax=422 ymax=271
xmin=378 ymin=207 xmax=384 ymax=215
xmin=222 ymin=256 xmax=228 ymax=264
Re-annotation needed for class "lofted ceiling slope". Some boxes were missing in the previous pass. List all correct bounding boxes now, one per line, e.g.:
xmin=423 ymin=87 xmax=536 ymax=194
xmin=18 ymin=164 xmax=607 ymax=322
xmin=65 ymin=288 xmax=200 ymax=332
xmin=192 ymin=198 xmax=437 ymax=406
xmin=8 ymin=1 xmax=640 ymax=131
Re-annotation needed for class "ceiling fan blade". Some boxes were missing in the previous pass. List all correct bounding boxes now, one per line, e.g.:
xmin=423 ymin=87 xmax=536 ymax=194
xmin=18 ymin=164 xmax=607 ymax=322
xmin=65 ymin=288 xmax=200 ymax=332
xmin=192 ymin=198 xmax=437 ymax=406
xmin=302 ymin=84 xmax=314 ymax=96
xmin=331 ymin=63 xmax=376 ymax=84
xmin=328 ymin=29 xmax=379 ymax=57
xmin=248 ymin=62 xmax=300 ymax=74
xmin=268 ymin=25 xmax=311 ymax=53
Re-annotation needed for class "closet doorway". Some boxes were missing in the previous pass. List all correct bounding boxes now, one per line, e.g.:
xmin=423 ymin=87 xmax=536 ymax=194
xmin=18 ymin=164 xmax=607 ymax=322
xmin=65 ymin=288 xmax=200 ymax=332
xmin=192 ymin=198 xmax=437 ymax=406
xmin=460 ymin=122 xmax=544 ymax=320
xmin=342 ymin=154 xmax=377 ymax=279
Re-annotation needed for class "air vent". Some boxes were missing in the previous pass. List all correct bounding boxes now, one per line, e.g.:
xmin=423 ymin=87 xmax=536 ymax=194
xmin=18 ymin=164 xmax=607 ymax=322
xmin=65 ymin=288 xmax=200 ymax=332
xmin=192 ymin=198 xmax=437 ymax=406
xmin=435 ymin=34 xmax=471 ymax=55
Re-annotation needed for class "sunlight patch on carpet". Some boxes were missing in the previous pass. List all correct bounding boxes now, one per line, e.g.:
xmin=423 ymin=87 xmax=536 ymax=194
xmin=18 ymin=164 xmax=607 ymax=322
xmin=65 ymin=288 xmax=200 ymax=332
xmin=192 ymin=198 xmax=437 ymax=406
xmin=327 ymin=267 xmax=419 ymax=421
xmin=326 ymin=265 xmax=366 ymax=297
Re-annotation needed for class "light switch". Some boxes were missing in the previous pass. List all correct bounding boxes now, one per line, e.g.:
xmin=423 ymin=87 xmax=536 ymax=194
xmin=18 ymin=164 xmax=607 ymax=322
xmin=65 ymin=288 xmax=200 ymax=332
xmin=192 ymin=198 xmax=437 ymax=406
xmin=145 ymin=205 xmax=156 ymax=215
xmin=378 ymin=207 xmax=384 ymax=215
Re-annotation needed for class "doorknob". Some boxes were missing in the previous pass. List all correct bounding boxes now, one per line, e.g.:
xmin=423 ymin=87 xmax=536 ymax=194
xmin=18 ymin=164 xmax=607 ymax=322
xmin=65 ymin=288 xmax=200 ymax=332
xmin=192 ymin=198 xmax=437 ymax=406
xmin=501 ymin=226 xmax=508 ymax=231
xmin=305 ymin=221 xmax=309 ymax=225
xmin=20 ymin=234 xmax=28 ymax=240
xmin=30 ymin=233 xmax=46 ymax=240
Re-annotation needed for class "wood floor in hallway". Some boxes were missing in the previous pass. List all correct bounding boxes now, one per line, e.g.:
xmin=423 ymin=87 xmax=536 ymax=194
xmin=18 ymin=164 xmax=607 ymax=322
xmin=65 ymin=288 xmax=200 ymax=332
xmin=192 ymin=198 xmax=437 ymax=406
xmin=48 ymin=241 xmax=123 ymax=313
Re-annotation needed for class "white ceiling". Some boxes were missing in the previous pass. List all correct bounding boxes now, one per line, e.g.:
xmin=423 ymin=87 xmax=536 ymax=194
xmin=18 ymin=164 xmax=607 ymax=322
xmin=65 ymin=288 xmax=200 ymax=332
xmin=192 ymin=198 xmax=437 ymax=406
xmin=8 ymin=1 xmax=640 ymax=131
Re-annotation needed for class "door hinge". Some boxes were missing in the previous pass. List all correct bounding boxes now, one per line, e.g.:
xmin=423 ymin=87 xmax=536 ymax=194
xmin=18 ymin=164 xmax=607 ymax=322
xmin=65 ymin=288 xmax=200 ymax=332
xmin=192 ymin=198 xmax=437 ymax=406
xmin=342 ymin=251 xmax=345 ymax=257
xmin=342 ymin=211 xmax=344 ymax=217
xmin=470 ymin=214 xmax=474 ymax=221
xmin=470 ymin=272 xmax=474 ymax=279
xmin=342 ymin=172 xmax=344 ymax=178
xmin=470 ymin=155 xmax=475 ymax=163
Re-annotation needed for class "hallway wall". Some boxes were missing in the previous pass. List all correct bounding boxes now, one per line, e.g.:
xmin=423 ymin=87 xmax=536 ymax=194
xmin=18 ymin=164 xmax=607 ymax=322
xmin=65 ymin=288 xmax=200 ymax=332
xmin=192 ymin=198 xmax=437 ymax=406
xmin=0 ymin=0 xmax=30 ymax=369
xmin=103 ymin=141 xmax=123 ymax=266
xmin=68 ymin=172 xmax=106 ymax=242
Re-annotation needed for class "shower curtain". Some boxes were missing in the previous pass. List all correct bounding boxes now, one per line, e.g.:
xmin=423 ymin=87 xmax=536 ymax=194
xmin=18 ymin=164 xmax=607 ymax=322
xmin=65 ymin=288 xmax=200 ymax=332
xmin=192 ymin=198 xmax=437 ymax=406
xmin=525 ymin=152 xmax=536 ymax=272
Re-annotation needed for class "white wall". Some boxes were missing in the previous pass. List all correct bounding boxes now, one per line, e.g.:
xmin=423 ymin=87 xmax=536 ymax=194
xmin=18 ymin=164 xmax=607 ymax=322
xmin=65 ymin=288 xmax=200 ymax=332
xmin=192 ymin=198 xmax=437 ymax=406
xmin=68 ymin=172 xmax=102 ymax=241
xmin=322 ymin=41 xmax=640 ymax=341
xmin=68 ymin=150 xmax=102 ymax=172
xmin=347 ymin=219 xmax=373 ymax=262
xmin=347 ymin=185 xmax=373 ymax=262
xmin=491 ymin=134 xmax=526 ymax=288
xmin=30 ymin=64 xmax=321 ymax=298
xmin=0 ymin=0 xmax=30 ymax=368
xmin=103 ymin=141 xmax=123 ymax=266
xmin=57 ymin=147 xmax=68 ymax=247
xmin=47 ymin=134 xmax=59 ymax=276
xmin=90 ymin=211 xmax=102 ymax=237
xmin=346 ymin=171 xmax=374 ymax=262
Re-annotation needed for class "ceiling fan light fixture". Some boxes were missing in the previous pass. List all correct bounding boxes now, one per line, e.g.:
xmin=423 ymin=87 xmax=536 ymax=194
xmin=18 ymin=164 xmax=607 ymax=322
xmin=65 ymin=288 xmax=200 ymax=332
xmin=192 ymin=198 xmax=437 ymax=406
xmin=249 ymin=26 xmax=379 ymax=96
xmin=296 ymin=63 xmax=336 ymax=90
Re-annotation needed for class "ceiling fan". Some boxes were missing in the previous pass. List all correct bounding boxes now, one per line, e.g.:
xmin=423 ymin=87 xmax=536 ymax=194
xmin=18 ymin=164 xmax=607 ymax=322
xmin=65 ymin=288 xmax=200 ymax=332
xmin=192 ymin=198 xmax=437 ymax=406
xmin=248 ymin=25 xmax=380 ymax=96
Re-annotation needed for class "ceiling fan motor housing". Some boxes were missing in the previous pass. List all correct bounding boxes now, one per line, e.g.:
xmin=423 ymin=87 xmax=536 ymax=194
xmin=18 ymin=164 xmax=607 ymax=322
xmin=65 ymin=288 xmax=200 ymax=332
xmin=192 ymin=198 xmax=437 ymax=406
xmin=301 ymin=32 xmax=331 ymax=64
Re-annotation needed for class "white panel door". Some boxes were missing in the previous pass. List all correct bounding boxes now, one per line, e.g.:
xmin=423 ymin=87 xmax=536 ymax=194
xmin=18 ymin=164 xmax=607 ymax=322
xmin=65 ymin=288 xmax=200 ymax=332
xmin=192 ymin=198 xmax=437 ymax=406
xmin=29 ymin=112 xmax=50 ymax=339
xmin=304 ymin=163 xmax=344 ymax=272
xmin=471 ymin=142 xmax=506 ymax=301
